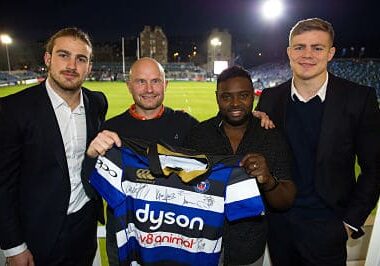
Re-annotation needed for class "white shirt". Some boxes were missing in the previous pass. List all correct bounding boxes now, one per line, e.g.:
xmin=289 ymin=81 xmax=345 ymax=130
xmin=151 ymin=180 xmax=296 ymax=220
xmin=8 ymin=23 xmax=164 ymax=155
xmin=3 ymin=80 xmax=90 ymax=257
xmin=45 ymin=78 xmax=90 ymax=214
xmin=291 ymin=73 xmax=328 ymax=103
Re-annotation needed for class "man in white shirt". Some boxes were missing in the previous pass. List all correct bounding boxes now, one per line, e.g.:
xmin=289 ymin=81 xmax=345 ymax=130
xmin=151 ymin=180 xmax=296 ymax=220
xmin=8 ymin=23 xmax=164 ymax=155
xmin=0 ymin=27 xmax=107 ymax=265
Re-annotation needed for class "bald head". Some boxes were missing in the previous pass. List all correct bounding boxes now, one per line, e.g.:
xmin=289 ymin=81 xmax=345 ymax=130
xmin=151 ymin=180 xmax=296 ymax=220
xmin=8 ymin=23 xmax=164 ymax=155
xmin=127 ymin=57 xmax=168 ymax=119
xmin=129 ymin=57 xmax=166 ymax=81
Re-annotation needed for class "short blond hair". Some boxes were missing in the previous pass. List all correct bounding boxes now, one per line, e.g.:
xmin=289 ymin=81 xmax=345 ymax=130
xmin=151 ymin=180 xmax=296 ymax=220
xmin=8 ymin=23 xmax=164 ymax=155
xmin=289 ymin=18 xmax=335 ymax=46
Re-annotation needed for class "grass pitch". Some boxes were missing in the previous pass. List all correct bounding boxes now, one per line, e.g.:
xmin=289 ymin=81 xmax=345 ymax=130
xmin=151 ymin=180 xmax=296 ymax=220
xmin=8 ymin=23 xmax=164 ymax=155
xmin=0 ymin=81 xmax=220 ymax=121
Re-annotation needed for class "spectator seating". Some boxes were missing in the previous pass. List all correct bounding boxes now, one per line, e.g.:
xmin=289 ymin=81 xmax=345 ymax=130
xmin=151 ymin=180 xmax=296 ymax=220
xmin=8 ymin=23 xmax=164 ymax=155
xmin=249 ymin=59 xmax=380 ymax=99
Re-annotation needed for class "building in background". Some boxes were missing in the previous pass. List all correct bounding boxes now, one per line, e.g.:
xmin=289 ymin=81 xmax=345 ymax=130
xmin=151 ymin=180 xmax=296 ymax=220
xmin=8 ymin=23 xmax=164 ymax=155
xmin=139 ymin=26 xmax=168 ymax=64
xmin=207 ymin=28 xmax=232 ymax=75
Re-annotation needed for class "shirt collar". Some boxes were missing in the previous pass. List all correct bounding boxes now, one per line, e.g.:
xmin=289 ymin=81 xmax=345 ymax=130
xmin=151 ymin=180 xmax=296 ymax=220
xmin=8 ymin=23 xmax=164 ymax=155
xmin=291 ymin=72 xmax=329 ymax=103
xmin=45 ymin=78 xmax=84 ymax=111
xmin=128 ymin=104 xmax=165 ymax=120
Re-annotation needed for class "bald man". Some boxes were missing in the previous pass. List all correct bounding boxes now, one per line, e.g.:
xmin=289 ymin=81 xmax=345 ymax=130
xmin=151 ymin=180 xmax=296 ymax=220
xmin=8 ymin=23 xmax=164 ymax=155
xmin=87 ymin=57 xmax=198 ymax=265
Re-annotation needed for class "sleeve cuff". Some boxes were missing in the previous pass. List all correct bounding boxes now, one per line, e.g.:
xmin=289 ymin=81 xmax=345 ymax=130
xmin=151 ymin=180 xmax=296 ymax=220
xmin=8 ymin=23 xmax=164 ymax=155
xmin=343 ymin=221 xmax=365 ymax=239
xmin=3 ymin=243 xmax=27 ymax=257
xmin=343 ymin=221 xmax=358 ymax=232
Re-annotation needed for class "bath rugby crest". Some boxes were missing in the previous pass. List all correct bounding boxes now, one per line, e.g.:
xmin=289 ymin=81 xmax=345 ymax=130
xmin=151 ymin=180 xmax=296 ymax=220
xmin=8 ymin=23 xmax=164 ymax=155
xmin=90 ymin=139 xmax=265 ymax=266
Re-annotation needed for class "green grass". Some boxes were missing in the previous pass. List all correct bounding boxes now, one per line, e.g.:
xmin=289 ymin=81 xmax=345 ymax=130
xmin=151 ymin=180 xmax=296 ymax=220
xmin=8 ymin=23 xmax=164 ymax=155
xmin=0 ymin=81 xmax=373 ymax=265
xmin=94 ymin=81 xmax=219 ymax=121
xmin=0 ymin=81 xmax=220 ymax=121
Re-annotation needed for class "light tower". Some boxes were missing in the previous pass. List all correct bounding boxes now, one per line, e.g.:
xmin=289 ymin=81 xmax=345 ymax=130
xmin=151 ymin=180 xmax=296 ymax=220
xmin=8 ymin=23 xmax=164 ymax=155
xmin=1 ymin=34 xmax=12 ymax=73
xmin=210 ymin=37 xmax=222 ymax=74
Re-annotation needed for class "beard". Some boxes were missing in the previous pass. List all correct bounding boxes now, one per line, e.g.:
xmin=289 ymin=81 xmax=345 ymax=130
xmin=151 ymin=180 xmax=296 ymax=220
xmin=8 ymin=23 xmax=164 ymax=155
xmin=48 ymin=68 xmax=84 ymax=92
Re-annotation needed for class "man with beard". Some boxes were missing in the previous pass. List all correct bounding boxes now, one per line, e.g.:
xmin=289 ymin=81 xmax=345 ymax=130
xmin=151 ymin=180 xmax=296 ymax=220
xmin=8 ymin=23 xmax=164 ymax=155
xmin=0 ymin=28 xmax=107 ymax=265
xmin=185 ymin=66 xmax=296 ymax=266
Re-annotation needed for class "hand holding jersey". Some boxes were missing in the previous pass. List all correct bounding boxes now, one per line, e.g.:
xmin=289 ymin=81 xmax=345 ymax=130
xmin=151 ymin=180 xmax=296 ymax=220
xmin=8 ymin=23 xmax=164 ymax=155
xmin=240 ymin=153 xmax=272 ymax=184
xmin=89 ymin=139 xmax=266 ymax=265
xmin=87 ymin=130 xmax=122 ymax=157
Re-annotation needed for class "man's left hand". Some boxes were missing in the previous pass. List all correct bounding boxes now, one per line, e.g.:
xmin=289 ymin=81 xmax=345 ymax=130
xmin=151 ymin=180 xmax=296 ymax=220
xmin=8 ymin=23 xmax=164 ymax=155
xmin=240 ymin=153 xmax=272 ymax=184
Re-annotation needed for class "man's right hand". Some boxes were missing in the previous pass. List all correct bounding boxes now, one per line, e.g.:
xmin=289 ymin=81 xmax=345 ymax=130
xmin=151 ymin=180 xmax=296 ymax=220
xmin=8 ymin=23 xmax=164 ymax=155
xmin=7 ymin=249 xmax=34 ymax=266
xmin=86 ymin=130 xmax=122 ymax=158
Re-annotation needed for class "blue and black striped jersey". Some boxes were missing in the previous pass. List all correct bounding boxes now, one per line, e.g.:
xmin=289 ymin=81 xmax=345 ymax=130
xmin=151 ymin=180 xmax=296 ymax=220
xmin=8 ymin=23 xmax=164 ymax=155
xmin=90 ymin=139 xmax=265 ymax=266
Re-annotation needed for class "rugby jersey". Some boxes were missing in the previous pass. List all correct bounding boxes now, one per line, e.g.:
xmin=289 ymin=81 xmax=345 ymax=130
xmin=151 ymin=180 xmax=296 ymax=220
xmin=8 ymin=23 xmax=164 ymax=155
xmin=90 ymin=139 xmax=265 ymax=266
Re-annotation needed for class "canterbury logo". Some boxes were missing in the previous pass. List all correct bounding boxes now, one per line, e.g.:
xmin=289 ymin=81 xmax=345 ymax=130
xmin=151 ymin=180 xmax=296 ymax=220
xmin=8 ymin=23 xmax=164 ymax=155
xmin=136 ymin=169 xmax=155 ymax=180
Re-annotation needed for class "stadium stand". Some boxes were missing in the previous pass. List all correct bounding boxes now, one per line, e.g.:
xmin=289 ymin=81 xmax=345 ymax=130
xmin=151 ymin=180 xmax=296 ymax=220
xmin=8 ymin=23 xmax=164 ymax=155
xmin=10 ymin=70 xmax=39 ymax=80
xmin=89 ymin=62 xmax=207 ymax=81
xmin=329 ymin=59 xmax=380 ymax=98
xmin=0 ymin=70 xmax=40 ymax=87
xmin=164 ymin=62 xmax=207 ymax=81
xmin=89 ymin=62 xmax=131 ymax=81
xmin=249 ymin=59 xmax=380 ymax=99
xmin=0 ymin=71 xmax=19 ymax=86
xmin=250 ymin=61 xmax=292 ymax=90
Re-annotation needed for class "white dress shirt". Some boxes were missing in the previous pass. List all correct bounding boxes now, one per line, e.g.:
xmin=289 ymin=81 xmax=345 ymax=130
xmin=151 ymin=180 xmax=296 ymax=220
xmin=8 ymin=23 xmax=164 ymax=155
xmin=45 ymin=78 xmax=90 ymax=214
xmin=291 ymin=73 xmax=329 ymax=102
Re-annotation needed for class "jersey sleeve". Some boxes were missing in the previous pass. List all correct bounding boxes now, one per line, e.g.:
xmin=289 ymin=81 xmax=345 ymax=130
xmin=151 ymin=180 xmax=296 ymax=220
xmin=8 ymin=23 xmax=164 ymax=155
xmin=89 ymin=148 xmax=126 ymax=209
xmin=224 ymin=167 xmax=265 ymax=221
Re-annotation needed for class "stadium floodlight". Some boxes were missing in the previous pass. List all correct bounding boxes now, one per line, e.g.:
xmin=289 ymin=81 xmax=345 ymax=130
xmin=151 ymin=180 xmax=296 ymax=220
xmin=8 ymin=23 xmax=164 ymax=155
xmin=210 ymin=38 xmax=222 ymax=74
xmin=261 ymin=0 xmax=284 ymax=20
xmin=210 ymin=37 xmax=222 ymax=47
xmin=173 ymin=52 xmax=180 ymax=62
xmin=210 ymin=37 xmax=222 ymax=60
xmin=1 ymin=34 xmax=12 ymax=73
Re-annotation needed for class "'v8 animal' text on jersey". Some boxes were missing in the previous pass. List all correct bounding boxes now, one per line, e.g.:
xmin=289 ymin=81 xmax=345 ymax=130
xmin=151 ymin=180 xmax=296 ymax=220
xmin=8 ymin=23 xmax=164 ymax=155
xmin=90 ymin=139 xmax=265 ymax=266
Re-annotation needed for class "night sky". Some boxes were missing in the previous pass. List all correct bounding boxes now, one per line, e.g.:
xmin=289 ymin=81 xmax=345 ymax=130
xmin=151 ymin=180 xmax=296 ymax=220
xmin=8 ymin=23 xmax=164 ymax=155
xmin=1 ymin=0 xmax=379 ymax=56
